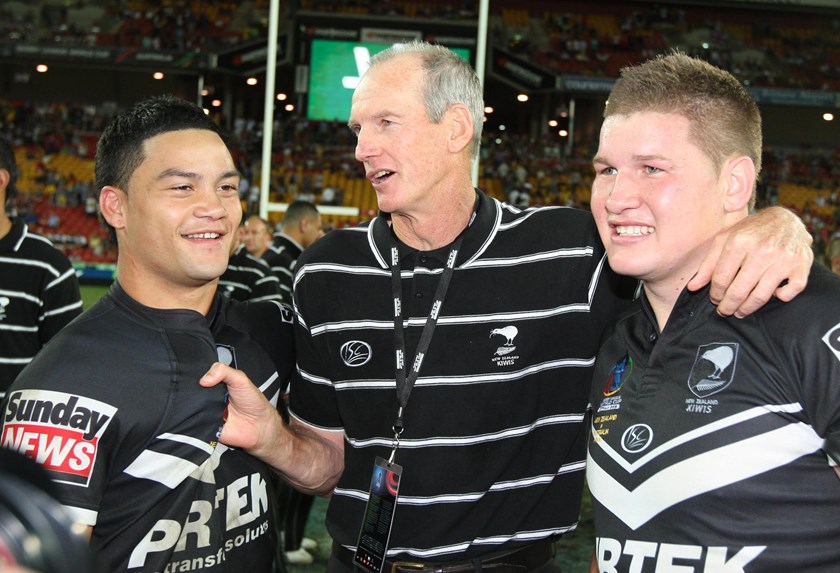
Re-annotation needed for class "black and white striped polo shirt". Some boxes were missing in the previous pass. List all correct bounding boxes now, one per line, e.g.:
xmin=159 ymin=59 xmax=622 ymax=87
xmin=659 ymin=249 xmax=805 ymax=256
xmin=290 ymin=189 xmax=636 ymax=563
xmin=0 ymin=218 xmax=82 ymax=396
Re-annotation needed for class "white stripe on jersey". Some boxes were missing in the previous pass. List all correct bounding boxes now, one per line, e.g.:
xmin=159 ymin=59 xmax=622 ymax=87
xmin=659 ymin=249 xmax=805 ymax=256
xmin=297 ymin=356 xmax=595 ymax=390
xmin=336 ymin=460 xmax=586 ymax=505
xmin=346 ymin=413 xmax=585 ymax=449
xmin=464 ymin=247 xmax=594 ymax=269
xmin=588 ymin=420 xmax=824 ymax=530
xmin=0 ymin=289 xmax=42 ymax=304
xmin=124 ymin=450 xmax=202 ymax=489
xmin=47 ymin=268 xmax=78 ymax=289
xmin=64 ymin=505 xmax=99 ymax=527
xmin=157 ymin=432 xmax=215 ymax=454
xmin=42 ymin=300 xmax=83 ymax=319
xmin=0 ymin=324 xmax=38 ymax=333
xmin=0 ymin=256 xmax=62 ymax=278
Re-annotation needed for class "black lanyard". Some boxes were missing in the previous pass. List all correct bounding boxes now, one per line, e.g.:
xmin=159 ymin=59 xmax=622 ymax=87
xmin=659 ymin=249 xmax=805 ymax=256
xmin=387 ymin=232 xmax=464 ymax=463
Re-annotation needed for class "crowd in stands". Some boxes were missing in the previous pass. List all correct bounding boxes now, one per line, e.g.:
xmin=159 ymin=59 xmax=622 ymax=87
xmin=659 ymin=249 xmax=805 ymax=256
xmin=2 ymin=97 xmax=838 ymax=272
xmin=1 ymin=0 xmax=269 ymax=52
xmin=497 ymin=1 xmax=840 ymax=93
xmin=0 ymin=1 xmax=838 ymax=271
xmin=2 ymin=0 xmax=840 ymax=93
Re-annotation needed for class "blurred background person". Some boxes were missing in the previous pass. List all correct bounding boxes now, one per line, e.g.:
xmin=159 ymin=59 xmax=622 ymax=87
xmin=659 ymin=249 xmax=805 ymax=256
xmin=220 ymin=220 xmax=285 ymax=303
xmin=0 ymin=137 xmax=82 ymax=398
xmin=244 ymin=214 xmax=294 ymax=303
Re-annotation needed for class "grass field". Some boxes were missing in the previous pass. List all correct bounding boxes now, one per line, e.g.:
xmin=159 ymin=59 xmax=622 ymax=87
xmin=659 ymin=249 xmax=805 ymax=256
xmin=80 ymin=283 xmax=110 ymax=309
xmin=80 ymin=284 xmax=595 ymax=571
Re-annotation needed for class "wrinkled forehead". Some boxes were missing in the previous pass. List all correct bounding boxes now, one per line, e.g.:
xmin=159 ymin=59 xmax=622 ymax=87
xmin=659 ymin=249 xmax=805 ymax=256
xmin=353 ymin=54 xmax=423 ymax=103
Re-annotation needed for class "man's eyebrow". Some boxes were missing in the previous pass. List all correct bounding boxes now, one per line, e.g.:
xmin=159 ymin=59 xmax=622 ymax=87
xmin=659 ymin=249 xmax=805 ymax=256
xmin=592 ymin=154 xmax=668 ymax=165
xmin=157 ymin=168 xmax=199 ymax=180
xmin=347 ymin=111 xmax=400 ymax=130
xmin=632 ymin=154 xmax=668 ymax=162
xmin=156 ymin=169 xmax=240 ymax=181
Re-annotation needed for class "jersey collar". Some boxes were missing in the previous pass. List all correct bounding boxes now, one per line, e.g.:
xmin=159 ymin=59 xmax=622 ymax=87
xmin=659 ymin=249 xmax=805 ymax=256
xmin=368 ymin=188 xmax=499 ymax=269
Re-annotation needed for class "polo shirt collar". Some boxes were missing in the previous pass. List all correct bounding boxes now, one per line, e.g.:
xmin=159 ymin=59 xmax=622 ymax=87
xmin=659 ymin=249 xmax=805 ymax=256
xmin=368 ymin=188 xmax=498 ymax=268
xmin=639 ymin=282 xmax=713 ymax=339
xmin=0 ymin=218 xmax=26 ymax=253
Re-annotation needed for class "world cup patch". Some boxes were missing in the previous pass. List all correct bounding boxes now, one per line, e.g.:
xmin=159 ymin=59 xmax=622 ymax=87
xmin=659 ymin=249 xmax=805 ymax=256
xmin=687 ymin=342 xmax=738 ymax=398
xmin=603 ymin=352 xmax=633 ymax=396
xmin=822 ymin=322 xmax=840 ymax=364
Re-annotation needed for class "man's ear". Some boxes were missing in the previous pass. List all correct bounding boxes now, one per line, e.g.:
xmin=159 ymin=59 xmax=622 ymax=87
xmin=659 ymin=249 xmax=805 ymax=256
xmin=99 ymin=186 xmax=126 ymax=230
xmin=0 ymin=168 xmax=10 ymax=202
xmin=446 ymin=103 xmax=474 ymax=155
xmin=723 ymin=156 xmax=756 ymax=213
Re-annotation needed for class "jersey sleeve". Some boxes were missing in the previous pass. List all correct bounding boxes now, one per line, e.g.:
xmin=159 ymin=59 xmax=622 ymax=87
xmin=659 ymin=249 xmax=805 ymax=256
xmin=1 ymin=348 xmax=120 ymax=526
xmin=772 ymin=266 xmax=840 ymax=465
xmin=288 ymin=270 xmax=343 ymax=431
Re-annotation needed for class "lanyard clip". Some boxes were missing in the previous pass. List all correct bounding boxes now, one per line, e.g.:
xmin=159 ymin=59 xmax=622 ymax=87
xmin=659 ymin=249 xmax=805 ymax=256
xmin=388 ymin=407 xmax=404 ymax=465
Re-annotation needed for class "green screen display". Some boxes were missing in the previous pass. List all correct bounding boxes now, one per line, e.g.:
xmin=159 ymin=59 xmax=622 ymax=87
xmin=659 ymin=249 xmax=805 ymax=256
xmin=307 ymin=39 xmax=471 ymax=122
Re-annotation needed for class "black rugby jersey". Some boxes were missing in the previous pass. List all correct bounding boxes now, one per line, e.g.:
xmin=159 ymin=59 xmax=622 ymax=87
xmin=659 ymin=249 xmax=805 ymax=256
xmin=1 ymin=282 xmax=295 ymax=572
xmin=270 ymin=233 xmax=303 ymax=263
xmin=588 ymin=264 xmax=840 ymax=573
xmin=290 ymin=190 xmax=637 ymax=562
xmin=260 ymin=247 xmax=294 ymax=304
xmin=219 ymin=245 xmax=284 ymax=303
xmin=0 ymin=218 xmax=82 ymax=394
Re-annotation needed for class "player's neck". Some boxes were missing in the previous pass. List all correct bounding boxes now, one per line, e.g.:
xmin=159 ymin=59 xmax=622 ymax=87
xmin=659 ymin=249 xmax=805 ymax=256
xmin=0 ymin=214 xmax=12 ymax=240
xmin=644 ymin=270 xmax=698 ymax=331
xmin=642 ymin=284 xmax=679 ymax=332
xmin=117 ymin=266 xmax=218 ymax=316
xmin=391 ymin=189 xmax=476 ymax=251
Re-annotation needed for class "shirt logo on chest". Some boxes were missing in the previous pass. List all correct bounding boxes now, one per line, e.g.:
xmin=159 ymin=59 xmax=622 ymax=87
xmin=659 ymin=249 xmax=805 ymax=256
xmin=340 ymin=340 xmax=372 ymax=367
xmin=604 ymin=352 xmax=633 ymax=396
xmin=0 ymin=296 xmax=9 ymax=321
xmin=621 ymin=423 xmax=653 ymax=454
xmin=490 ymin=326 xmax=520 ymax=367
xmin=687 ymin=342 xmax=738 ymax=398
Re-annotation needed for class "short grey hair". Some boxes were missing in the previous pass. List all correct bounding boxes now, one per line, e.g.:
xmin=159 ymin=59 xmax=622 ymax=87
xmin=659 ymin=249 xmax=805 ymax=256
xmin=369 ymin=41 xmax=484 ymax=159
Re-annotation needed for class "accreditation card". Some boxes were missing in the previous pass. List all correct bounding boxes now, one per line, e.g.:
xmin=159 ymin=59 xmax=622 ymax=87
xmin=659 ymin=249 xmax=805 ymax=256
xmin=353 ymin=456 xmax=403 ymax=573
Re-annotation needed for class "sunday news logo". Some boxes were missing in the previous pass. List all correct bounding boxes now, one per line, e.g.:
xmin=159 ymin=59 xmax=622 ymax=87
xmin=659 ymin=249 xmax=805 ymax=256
xmin=2 ymin=389 xmax=117 ymax=486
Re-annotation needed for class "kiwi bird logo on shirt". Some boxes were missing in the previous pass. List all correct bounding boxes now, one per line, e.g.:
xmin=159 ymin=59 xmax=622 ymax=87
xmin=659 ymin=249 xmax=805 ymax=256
xmin=822 ymin=322 xmax=840 ymax=364
xmin=688 ymin=342 xmax=738 ymax=397
xmin=340 ymin=340 xmax=372 ymax=367
xmin=490 ymin=326 xmax=518 ymax=355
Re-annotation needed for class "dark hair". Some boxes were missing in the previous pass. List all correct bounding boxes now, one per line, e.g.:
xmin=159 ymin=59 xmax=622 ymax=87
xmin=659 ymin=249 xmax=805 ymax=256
xmin=95 ymin=95 xmax=223 ymax=238
xmin=282 ymin=200 xmax=320 ymax=225
xmin=0 ymin=136 xmax=19 ymax=204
